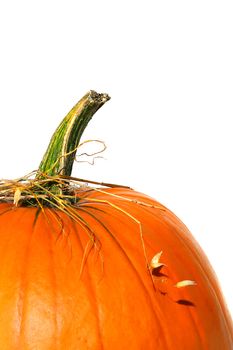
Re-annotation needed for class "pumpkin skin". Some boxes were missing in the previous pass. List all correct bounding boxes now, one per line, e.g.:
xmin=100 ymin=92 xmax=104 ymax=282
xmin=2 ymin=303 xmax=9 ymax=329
xmin=0 ymin=187 xmax=232 ymax=349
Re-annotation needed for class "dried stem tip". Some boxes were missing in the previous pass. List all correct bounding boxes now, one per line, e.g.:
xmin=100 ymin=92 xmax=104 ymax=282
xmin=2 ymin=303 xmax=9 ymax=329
xmin=89 ymin=90 xmax=110 ymax=104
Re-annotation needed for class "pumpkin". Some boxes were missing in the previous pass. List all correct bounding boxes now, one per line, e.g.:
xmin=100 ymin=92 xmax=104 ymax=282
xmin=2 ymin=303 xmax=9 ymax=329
xmin=0 ymin=91 xmax=232 ymax=349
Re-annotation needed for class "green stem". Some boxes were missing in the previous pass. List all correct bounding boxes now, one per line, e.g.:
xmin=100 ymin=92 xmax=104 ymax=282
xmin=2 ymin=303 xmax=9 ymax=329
xmin=37 ymin=90 xmax=110 ymax=178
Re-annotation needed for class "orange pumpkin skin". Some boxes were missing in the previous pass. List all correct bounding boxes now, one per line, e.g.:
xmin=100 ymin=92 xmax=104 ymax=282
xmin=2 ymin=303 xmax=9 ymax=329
xmin=0 ymin=187 xmax=232 ymax=349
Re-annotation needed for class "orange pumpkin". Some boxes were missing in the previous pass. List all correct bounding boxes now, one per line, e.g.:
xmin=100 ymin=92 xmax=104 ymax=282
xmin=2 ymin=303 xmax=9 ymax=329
xmin=0 ymin=91 xmax=232 ymax=349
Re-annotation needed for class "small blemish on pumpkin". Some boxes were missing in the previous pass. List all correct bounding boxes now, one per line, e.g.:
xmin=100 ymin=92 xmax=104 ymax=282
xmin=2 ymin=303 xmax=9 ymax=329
xmin=150 ymin=251 xmax=166 ymax=270
xmin=175 ymin=280 xmax=197 ymax=288
xmin=151 ymin=265 xmax=168 ymax=277
xmin=176 ymin=299 xmax=196 ymax=307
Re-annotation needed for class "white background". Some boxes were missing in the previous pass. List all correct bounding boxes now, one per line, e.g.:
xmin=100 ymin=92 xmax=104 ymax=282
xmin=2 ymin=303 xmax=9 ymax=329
xmin=0 ymin=1 xmax=232 ymax=317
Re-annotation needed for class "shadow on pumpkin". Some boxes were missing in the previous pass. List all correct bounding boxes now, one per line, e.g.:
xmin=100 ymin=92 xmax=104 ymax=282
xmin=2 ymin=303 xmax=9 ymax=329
xmin=151 ymin=265 xmax=168 ymax=278
xmin=176 ymin=299 xmax=196 ymax=307
xmin=158 ymin=290 xmax=196 ymax=307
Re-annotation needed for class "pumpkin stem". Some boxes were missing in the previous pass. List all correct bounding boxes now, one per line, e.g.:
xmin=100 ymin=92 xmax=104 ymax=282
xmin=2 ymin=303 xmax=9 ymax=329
xmin=37 ymin=91 xmax=110 ymax=178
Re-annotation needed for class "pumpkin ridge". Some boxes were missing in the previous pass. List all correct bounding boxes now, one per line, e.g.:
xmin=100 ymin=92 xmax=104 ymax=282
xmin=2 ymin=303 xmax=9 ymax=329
xmin=77 ymin=200 xmax=174 ymax=348
xmin=69 ymin=213 xmax=105 ymax=350
xmin=16 ymin=210 xmax=37 ymax=348
xmin=142 ymin=203 xmax=232 ymax=348
xmin=46 ymin=211 xmax=60 ymax=349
